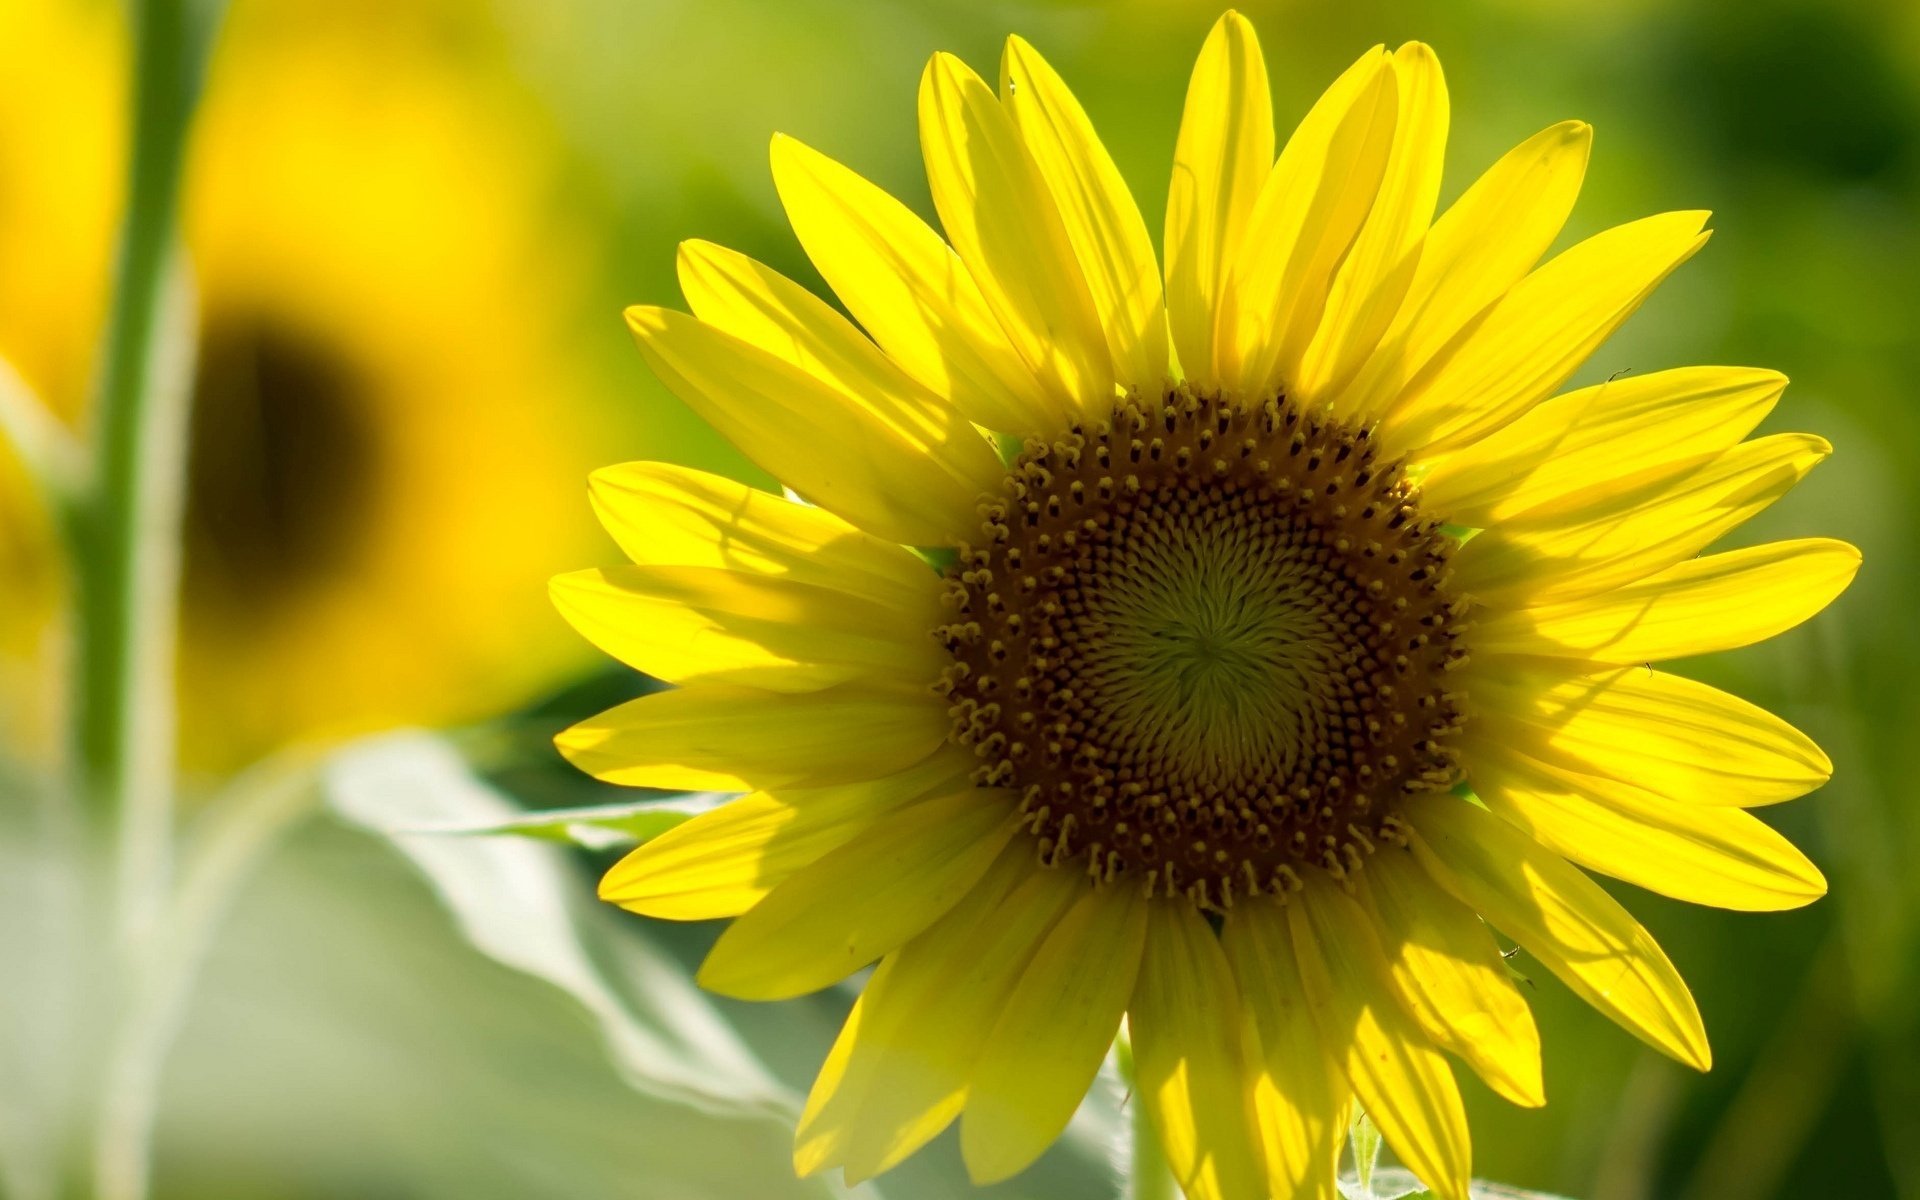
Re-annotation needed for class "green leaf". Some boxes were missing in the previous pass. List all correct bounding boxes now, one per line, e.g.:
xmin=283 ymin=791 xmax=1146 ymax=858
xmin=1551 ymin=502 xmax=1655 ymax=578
xmin=324 ymin=731 xmax=791 ymax=1118
xmin=380 ymin=793 xmax=724 ymax=850
xmin=1350 ymin=1108 xmax=1384 ymax=1194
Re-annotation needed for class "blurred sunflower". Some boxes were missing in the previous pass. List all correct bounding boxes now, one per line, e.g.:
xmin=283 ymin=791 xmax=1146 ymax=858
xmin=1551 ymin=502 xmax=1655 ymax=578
xmin=0 ymin=0 xmax=614 ymax=769
xmin=558 ymin=12 xmax=1856 ymax=1200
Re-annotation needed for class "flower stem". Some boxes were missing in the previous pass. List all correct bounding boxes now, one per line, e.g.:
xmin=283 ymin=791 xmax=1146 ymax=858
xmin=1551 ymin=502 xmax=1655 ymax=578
xmin=93 ymin=753 xmax=320 ymax=1200
xmin=1116 ymin=1026 xmax=1180 ymax=1200
xmin=72 ymin=0 xmax=221 ymax=935
xmin=58 ymin=3 xmax=223 ymax=1199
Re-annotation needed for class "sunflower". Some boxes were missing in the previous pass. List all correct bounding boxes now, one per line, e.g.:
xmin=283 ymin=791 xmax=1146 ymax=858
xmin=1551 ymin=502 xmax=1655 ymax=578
xmin=0 ymin=0 xmax=619 ymax=770
xmin=557 ymin=13 xmax=1857 ymax=1199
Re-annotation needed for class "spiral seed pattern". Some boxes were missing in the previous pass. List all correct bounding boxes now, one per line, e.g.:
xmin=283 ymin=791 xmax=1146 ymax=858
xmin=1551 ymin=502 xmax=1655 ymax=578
xmin=936 ymin=387 xmax=1469 ymax=910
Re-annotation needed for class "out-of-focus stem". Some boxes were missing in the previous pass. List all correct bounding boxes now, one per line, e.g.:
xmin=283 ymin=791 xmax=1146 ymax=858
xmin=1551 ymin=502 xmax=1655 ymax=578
xmin=72 ymin=0 xmax=220 ymax=939
xmin=60 ymin=3 xmax=223 ymax=1199
xmin=93 ymin=753 xmax=320 ymax=1200
xmin=1116 ymin=1027 xmax=1179 ymax=1200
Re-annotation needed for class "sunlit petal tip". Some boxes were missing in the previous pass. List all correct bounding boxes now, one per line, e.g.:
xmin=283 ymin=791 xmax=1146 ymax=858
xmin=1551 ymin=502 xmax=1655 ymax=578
xmin=595 ymin=856 xmax=639 ymax=904
xmin=765 ymin=131 xmax=810 ymax=179
xmin=921 ymin=48 xmax=967 ymax=93
xmin=1688 ymin=1033 xmax=1715 ymax=1073
xmin=1808 ymin=739 xmax=1837 ymax=783
xmin=1554 ymin=117 xmax=1594 ymax=147
xmin=596 ymin=842 xmax=699 ymax=912
xmin=790 ymin=1144 xmax=826 ymax=1178
xmin=672 ymin=237 xmax=725 ymax=282
xmin=1789 ymin=857 xmax=1830 ymax=905
xmin=1214 ymin=9 xmax=1256 ymax=36
xmin=621 ymin=303 xmax=670 ymax=339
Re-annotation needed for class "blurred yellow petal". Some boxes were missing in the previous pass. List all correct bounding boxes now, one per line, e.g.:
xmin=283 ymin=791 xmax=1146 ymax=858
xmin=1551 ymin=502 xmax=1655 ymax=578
xmin=1296 ymin=42 xmax=1448 ymax=405
xmin=625 ymin=305 xmax=996 ymax=546
xmin=1378 ymin=211 xmax=1710 ymax=459
xmin=1417 ymin=366 xmax=1786 ymax=527
xmin=697 ymin=786 xmax=1020 ymax=1000
xmin=1216 ymin=48 xmax=1396 ymax=396
xmin=1336 ymin=120 xmax=1590 ymax=422
xmin=1164 ymin=11 xmax=1272 ymax=388
xmin=1130 ymin=901 xmax=1265 ymax=1200
xmin=557 ymin=683 xmax=948 ymax=793
xmin=1001 ymin=36 xmax=1168 ymax=391
xmin=1475 ymin=537 xmax=1860 ymax=664
xmin=551 ymin=565 xmax=940 ymax=692
xmin=799 ymin=859 xmax=1080 ymax=1182
xmin=769 ymin=133 xmax=1059 ymax=435
xmin=1221 ymin=903 xmax=1349 ymax=1200
xmin=598 ymin=751 xmax=972 ymax=919
xmin=1455 ymin=432 xmax=1830 ymax=603
xmin=962 ymin=883 xmax=1147 ymax=1184
xmin=0 ymin=2 xmax=627 ymax=767
xmin=587 ymin=460 xmax=936 ymax=612
xmin=1291 ymin=881 xmax=1472 ymax=1200
xmin=920 ymin=52 xmax=1113 ymax=416
xmin=1361 ymin=851 xmax=1544 ymax=1108
xmin=1466 ymin=665 xmax=1832 ymax=807
xmin=1406 ymin=795 xmax=1712 ymax=1069
xmin=1472 ymin=747 xmax=1826 ymax=911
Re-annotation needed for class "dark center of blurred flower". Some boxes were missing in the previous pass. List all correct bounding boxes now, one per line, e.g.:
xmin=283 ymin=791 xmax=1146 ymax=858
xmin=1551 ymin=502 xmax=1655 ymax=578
xmin=182 ymin=315 xmax=379 ymax=620
xmin=938 ymin=387 xmax=1467 ymax=910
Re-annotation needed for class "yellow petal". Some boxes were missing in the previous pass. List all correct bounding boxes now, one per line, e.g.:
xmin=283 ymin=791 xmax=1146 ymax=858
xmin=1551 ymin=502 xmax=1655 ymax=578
xmin=550 ymin=565 xmax=940 ymax=693
xmin=920 ymin=52 xmax=1113 ymax=417
xmin=598 ymin=751 xmax=973 ymax=919
xmin=1295 ymin=42 xmax=1448 ymax=405
xmin=1001 ymin=36 xmax=1168 ymax=391
xmin=1379 ymin=211 xmax=1710 ymax=458
xmin=1290 ymin=881 xmax=1472 ymax=1200
xmin=1220 ymin=902 xmax=1349 ymax=1200
xmin=1405 ymin=794 xmax=1711 ymax=1070
xmin=1454 ymin=432 xmax=1830 ymax=604
xmin=962 ymin=884 xmax=1147 ymax=1184
xmin=556 ymin=683 xmax=948 ymax=793
xmin=697 ymin=786 xmax=1019 ymax=1000
xmin=1465 ymin=665 xmax=1832 ymax=808
xmin=1416 ymin=366 xmax=1786 ymax=528
xmin=1360 ymin=850 xmax=1543 ymax=1107
xmin=1336 ymin=120 xmax=1590 ymax=423
xmin=1215 ymin=48 xmax=1396 ymax=396
xmin=588 ymin=461 xmax=936 ymax=613
xmin=798 ymin=857 xmax=1081 ymax=1182
xmin=1164 ymin=11 xmax=1273 ymax=388
xmin=1474 ymin=537 xmax=1860 ymax=664
xmin=769 ymin=133 xmax=1059 ymax=435
xmin=625 ymin=305 xmax=996 ymax=546
xmin=792 ymin=846 xmax=1022 ymax=1174
xmin=676 ymin=239 xmax=1004 ymax=477
xmin=798 ymin=961 xmax=878 ymax=1177
xmin=1129 ymin=901 xmax=1265 ymax=1200
xmin=1471 ymin=747 xmax=1826 ymax=912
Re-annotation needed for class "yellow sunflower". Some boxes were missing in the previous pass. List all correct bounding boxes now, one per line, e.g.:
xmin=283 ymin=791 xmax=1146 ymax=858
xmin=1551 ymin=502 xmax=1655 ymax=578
xmin=556 ymin=13 xmax=1857 ymax=1199
xmin=0 ymin=0 xmax=616 ymax=770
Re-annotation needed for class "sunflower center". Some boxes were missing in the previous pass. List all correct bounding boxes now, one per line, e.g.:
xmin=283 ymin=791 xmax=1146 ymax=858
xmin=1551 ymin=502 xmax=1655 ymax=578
xmin=937 ymin=387 xmax=1468 ymax=910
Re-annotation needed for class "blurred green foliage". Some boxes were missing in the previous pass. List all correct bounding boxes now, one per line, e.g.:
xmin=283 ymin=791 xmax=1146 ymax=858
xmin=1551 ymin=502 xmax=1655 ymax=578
xmin=5 ymin=0 xmax=1917 ymax=1196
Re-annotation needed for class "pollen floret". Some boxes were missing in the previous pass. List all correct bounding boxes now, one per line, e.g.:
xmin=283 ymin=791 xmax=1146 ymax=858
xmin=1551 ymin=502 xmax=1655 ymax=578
xmin=937 ymin=386 xmax=1469 ymax=910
